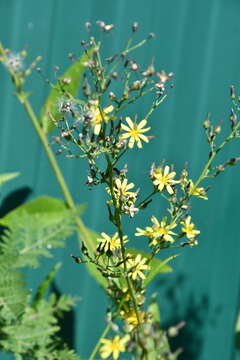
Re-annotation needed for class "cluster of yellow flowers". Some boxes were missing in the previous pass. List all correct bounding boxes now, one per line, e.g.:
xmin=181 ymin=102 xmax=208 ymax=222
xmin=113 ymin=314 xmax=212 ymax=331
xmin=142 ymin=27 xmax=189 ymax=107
xmin=96 ymin=114 xmax=205 ymax=358
xmin=135 ymin=216 xmax=176 ymax=244
xmin=136 ymin=215 xmax=200 ymax=245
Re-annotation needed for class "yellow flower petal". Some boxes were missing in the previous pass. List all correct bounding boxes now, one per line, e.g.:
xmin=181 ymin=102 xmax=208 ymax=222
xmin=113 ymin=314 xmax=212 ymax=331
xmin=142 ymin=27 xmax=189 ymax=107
xmin=126 ymin=116 xmax=134 ymax=128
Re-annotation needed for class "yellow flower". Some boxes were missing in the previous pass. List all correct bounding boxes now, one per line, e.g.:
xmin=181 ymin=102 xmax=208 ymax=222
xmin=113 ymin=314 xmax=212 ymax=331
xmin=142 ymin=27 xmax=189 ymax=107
xmin=149 ymin=216 xmax=176 ymax=244
xmin=189 ymin=180 xmax=208 ymax=200
xmin=126 ymin=254 xmax=149 ymax=280
xmin=99 ymin=335 xmax=129 ymax=359
xmin=89 ymin=100 xmax=114 ymax=135
xmin=152 ymin=165 xmax=177 ymax=195
xmin=181 ymin=216 xmax=200 ymax=239
xmin=135 ymin=226 xmax=154 ymax=238
xmin=135 ymin=217 xmax=176 ymax=244
xmin=97 ymin=232 xmax=127 ymax=253
xmin=114 ymin=178 xmax=136 ymax=199
xmin=122 ymin=309 xmax=146 ymax=331
xmin=121 ymin=117 xmax=151 ymax=148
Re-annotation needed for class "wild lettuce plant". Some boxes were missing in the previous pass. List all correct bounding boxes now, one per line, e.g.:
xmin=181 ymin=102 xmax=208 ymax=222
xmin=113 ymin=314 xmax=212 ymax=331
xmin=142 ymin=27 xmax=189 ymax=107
xmin=0 ymin=21 xmax=239 ymax=360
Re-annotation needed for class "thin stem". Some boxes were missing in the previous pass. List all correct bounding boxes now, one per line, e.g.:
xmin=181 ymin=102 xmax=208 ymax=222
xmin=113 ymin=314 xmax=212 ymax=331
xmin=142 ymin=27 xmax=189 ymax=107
xmin=115 ymin=86 xmax=155 ymax=115
xmin=145 ymin=94 xmax=167 ymax=121
xmin=105 ymin=154 xmax=147 ymax=358
xmin=123 ymin=39 xmax=147 ymax=55
xmin=88 ymin=292 xmax=128 ymax=360
xmin=88 ymin=324 xmax=110 ymax=360
xmin=172 ymin=121 xmax=240 ymax=224
xmin=15 ymin=93 xmax=96 ymax=254
xmin=137 ymin=190 xmax=157 ymax=209
xmin=22 ymin=98 xmax=74 ymax=206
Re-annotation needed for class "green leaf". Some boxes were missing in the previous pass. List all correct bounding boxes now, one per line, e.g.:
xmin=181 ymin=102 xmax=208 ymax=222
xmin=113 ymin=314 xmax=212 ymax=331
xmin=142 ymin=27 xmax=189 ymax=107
xmin=32 ymin=262 xmax=62 ymax=308
xmin=0 ymin=172 xmax=20 ymax=187
xmin=0 ymin=211 xmax=75 ymax=268
xmin=144 ymin=254 xmax=178 ymax=286
xmin=0 ymin=266 xmax=28 ymax=322
xmin=0 ymin=195 xmax=86 ymax=227
xmin=39 ymin=49 xmax=93 ymax=134
xmin=51 ymin=346 xmax=83 ymax=360
xmin=126 ymin=248 xmax=176 ymax=286
xmin=81 ymin=229 xmax=108 ymax=288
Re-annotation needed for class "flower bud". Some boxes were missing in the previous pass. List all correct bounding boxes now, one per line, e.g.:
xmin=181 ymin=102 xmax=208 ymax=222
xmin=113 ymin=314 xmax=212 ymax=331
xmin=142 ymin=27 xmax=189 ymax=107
xmin=131 ymin=62 xmax=138 ymax=71
xmin=214 ymin=125 xmax=221 ymax=134
xmin=85 ymin=22 xmax=91 ymax=31
xmin=132 ymin=22 xmax=139 ymax=32
xmin=109 ymin=91 xmax=116 ymax=101
xmin=203 ymin=119 xmax=210 ymax=129
xmin=230 ymin=85 xmax=235 ymax=99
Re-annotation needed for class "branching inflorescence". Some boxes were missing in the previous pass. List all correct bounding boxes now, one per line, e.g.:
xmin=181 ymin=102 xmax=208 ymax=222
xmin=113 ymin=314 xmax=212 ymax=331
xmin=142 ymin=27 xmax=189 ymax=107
xmin=0 ymin=20 xmax=240 ymax=360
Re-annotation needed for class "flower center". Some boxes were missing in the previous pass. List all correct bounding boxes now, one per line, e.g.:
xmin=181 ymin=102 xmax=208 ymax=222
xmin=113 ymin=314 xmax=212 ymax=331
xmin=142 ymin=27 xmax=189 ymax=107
xmin=130 ymin=129 xmax=140 ymax=138
xmin=156 ymin=227 xmax=168 ymax=236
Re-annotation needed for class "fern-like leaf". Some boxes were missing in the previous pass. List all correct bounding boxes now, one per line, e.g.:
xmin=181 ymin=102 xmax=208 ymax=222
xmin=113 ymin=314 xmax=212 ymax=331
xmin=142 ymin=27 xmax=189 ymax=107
xmin=0 ymin=265 xmax=28 ymax=324
xmin=0 ymin=210 xmax=75 ymax=268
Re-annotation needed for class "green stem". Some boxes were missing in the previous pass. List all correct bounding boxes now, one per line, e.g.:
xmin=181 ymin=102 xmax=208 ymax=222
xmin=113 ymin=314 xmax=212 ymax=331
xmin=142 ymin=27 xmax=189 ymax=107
xmin=105 ymin=154 xmax=147 ymax=358
xmin=124 ymin=38 xmax=147 ymax=55
xmin=16 ymin=94 xmax=96 ymax=254
xmin=88 ymin=293 xmax=128 ymax=360
xmin=22 ymin=98 xmax=74 ymax=206
xmin=145 ymin=94 xmax=167 ymax=120
xmin=137 ymin=190 xmax=157 ymax=209
xmin=88 ymin=324 xmax=110 ymax=360
xmin=172 ymin=121 xmax=240 ymax=224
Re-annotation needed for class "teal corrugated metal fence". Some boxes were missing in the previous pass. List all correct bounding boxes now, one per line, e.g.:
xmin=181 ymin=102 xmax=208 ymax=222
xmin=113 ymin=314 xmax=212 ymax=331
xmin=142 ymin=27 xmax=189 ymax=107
xmin=0 ymin=1 xmax=240 ymax=359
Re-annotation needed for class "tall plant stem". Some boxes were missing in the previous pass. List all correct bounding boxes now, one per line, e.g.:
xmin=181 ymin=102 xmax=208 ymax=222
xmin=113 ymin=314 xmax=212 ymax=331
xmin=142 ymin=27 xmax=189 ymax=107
xmin=105 ymin=154 xmax=148 ymax=359
xmin=16 ymin=94 xmax=95 ymax=253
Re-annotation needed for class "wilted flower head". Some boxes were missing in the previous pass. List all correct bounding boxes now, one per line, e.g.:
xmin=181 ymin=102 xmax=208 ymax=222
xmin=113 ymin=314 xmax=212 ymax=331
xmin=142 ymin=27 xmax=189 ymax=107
xmin=6 ymin=52 xmax=23 ymax=73
xmin=57 ymin=97 xmax=77 ymax=114
xmin=156 ymin=70 xmax=174 ymax=85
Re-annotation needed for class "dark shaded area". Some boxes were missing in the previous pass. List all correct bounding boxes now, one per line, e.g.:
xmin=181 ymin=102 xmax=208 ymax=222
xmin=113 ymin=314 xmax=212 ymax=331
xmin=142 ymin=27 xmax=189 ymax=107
xmin=0 ymin=187 xmax=32 ymax=218
xmin=51 ymin=282 xmax=75 ymax=349
xmin=157 ymin=275 xmax=221 ymax=360
xmin=0 ymin=187 xmax=32 ymax=238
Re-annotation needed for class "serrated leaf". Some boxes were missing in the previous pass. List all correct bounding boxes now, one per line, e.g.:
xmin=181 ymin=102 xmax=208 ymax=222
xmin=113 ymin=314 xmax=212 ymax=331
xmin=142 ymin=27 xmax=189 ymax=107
xmin=52 ymin=346 xmax=83 ymax=360
xmin=0 ymin=172 xmax=20 ymax=187
xmin=0 ymin=209 xmax=76 ymax=268
xmin=0 ymin=266 xmax=28 ymax=322
xmin=0 ymin=195 xmax=86 ymax=227
xmin=39 ymin=48 xmax=93 ymax=134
